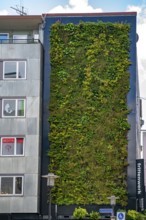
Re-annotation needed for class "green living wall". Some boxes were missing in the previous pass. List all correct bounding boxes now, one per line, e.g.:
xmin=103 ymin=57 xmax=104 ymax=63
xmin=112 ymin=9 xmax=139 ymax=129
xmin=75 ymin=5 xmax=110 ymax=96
xmin=49 ymin=21 xmax=131 ymax=206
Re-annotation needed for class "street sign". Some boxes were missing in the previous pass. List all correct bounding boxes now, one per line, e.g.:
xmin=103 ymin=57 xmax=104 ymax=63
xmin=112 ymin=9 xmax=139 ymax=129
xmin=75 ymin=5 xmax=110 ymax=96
xmin=99 ymin=208 xmax=113 ymax=214
xmin=117 ymin=212 xmax=125 ymax=220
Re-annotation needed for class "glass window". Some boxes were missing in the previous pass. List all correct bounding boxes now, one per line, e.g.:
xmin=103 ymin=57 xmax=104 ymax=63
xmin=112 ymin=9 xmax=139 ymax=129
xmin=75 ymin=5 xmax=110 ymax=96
xmin=0 ymin=176 xmax=23 ymax=195
xmin=0 ymin=33 xmax=9 ymax=43
xmin=3 ymin=61 xmax=26 ymax=79
xmin=2 ymin=138 xmax=15 ymax=155
xmin=4 ymin=61 xmax=16 ymax=78
xmin=17 ymin=100 xmax=25 ymax=116
xmin=13 ymin=35 xmax=27 ymax=43
xmin=34 ymin=34 xmax=39 ymax=43
xmin=1 ymin=177 xmax=13 ymax=194
xmin=15 ymin=177 xmax=22 ymax=194
xmin=19 ymin=61 xmax=26 ymax=78
xmin=3 ymin=99 xmax=16 ymax=116
xmin=16 ymin=138 xmax=24 ymax=155
xmin=1 ymin=137 xmax=24 ymax=156
xmin=2 ymin=99 xmax=25 ymax=117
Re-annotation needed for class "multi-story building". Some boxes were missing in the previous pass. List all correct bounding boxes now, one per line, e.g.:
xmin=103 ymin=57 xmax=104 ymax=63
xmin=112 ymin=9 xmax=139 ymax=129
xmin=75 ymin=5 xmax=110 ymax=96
xmin=0 ymin=16 xmax=43 ymax=220
xmin=42 ymin=12 xmax=140 ymax=214
xmin=0 ymin=12 xmax=142 ymax=220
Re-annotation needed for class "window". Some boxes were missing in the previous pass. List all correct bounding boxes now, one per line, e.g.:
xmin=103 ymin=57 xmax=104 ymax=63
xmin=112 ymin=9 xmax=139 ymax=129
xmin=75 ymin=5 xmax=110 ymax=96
xmin=13 ymin=35 xmax=27 ymax=43
xmin=0 ymin=137 xmax=24 ymax=156
xmin=0 ymin=176 xmax=23 ymax=195
xmin=0 ymin=33 xmax=9 ymax=43
xmin=34 ymin=34 xmax=39 ymax=42
xmin=3 ymin=61 xmax=26 ymax=79
xmin=2 ymin=99 xmax=25 ymax=117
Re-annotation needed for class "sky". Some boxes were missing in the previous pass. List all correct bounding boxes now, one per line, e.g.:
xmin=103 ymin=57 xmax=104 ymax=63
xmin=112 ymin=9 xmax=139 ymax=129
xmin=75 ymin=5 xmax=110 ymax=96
xmin=0 ymin=0 xmax=146 ymax=128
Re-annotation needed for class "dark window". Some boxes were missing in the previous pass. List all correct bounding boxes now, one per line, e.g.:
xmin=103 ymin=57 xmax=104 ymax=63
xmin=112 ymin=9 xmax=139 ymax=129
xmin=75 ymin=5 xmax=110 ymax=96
xmin=3 ymin=61 xmax=26 ymax=79
xmin=0 ymin=176 xmax=23 ymax=195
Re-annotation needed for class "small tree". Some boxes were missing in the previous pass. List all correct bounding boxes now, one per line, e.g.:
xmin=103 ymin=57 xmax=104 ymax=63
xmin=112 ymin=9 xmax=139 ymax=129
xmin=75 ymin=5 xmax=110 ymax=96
xmin=90 ymin=211 xmax=100 ymax=220
xmin=127 ymin=210 xmax=145 ymax=220
xmin=73 ymin=207 xmax=88 ymax=219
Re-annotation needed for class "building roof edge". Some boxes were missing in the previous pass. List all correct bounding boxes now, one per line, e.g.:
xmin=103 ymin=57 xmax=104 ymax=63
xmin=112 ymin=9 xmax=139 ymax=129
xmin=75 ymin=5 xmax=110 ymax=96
xmin=42 ymin=12 xmax=137 ymax=17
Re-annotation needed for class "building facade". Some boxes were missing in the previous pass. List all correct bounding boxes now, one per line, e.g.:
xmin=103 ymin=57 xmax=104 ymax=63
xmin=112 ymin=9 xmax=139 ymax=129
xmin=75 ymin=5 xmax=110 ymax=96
xmin=0 ymin=12 xmax=141 ymax=220
xmin=0 ymin=16 xmax=43 ymax=219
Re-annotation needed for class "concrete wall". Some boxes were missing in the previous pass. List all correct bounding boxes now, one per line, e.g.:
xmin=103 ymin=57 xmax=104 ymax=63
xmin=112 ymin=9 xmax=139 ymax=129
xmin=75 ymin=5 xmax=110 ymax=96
xmin=0 ymin=43 xmax=42 ymax=213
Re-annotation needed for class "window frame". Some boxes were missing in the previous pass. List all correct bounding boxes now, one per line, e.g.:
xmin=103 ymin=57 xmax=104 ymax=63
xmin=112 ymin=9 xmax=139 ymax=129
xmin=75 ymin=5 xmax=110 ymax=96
xmin=2 ymin=98 xmax=25 ymax=118
xmin=3 ymin=60 xmax=26 ymax=80
xmin=0 ymin=175 xmax=23 ymax=196
xmin=0 ymin=137 xmax=24 ymax=156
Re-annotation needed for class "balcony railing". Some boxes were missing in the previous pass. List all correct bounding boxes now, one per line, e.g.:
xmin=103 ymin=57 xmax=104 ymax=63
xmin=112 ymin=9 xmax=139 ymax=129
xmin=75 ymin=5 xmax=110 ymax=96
xmin=0 ymin=38 xmax=40 ymax=44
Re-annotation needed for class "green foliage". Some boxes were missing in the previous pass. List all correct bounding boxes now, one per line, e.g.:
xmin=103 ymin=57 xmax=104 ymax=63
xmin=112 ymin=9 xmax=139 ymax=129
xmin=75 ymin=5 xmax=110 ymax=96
xmin=126 ymin=210 xmax=145 ymax=220
xmin=73 ymin=207 xmax=88 ymax=219
xmin=49 ymin=21 xmax=131 ymax=206
xmin=89 ymin=211 xmax=100 ymax=220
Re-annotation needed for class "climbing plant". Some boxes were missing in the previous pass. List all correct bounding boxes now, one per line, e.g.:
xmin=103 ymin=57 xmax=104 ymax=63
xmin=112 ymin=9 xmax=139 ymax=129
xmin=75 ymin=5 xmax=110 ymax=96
xmin=48 ymin=21 xmax=131 ymax=206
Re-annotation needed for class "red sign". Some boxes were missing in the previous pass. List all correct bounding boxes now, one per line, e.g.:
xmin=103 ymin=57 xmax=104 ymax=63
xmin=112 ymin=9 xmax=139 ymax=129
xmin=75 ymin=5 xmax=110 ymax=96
xmin=2 ymin=138 xmax=14 ymax=143
xmin=17 ymin=138 xmax=23 ymax=143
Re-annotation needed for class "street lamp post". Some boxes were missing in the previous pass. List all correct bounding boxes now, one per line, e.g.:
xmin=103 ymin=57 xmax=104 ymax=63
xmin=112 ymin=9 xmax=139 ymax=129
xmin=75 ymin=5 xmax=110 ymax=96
xmin=42 ymin=173 xmax=59 ymax=220
xmin=107 ymin=195 xmax=119 ymax=219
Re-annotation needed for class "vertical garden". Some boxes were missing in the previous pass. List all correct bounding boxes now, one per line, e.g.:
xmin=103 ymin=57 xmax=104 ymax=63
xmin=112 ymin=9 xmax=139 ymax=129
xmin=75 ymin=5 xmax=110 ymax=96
xmin=49 ymin=21 xmax=131 ymax=206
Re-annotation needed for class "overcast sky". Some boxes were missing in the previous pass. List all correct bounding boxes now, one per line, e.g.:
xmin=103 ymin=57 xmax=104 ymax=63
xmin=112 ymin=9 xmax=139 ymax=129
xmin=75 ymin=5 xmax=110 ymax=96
xmin=0 ymin=0 xmax=146 ymax=128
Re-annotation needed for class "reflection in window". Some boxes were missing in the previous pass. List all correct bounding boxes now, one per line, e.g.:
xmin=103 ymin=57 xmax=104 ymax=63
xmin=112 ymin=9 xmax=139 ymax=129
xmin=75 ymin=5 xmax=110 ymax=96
xmin=0 ymin=33 xmax=9 ymax=43
xmin=0 ymin=176 xmax=23 ymax=195
xmin=16 ymin=138 xmax=24 ymax=155
xmin=17 ymin=100 xmax=25 ymax=116
xmin=4 ymin=61 xmax=26 ymax=79
xmin=3 ymin=99 xmax=15 ymax=116
xmin=1 ymin=177 xmax=13 ymax=194
xmin=2 ymin=138 xmax=15 ymax=155
xmin=13 ymin=35 xmax=27 ymax=43
xmin=15 ymin=177 xmax=22 ymax=194
xmin=19 ymin=62 xmax=25 ymax=78
xmin=2 ymin=99 xmax=25 ymax=117
xmin=1 ymin=137 xmax=24 ymax=156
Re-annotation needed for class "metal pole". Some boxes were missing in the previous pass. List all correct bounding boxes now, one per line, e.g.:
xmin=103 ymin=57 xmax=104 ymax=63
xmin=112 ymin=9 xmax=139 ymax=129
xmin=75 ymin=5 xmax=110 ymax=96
xmin=48 ymin=187 xmax=52 ymax=220
xmin=112 ymin=204 xmax=114 ymax=216
xmin=55 ymin=204 xmax=58 ymax=219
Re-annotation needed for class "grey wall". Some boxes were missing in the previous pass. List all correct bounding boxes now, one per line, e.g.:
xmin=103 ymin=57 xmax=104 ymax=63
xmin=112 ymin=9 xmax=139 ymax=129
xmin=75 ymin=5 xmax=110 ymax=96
xmin=0 ymin=43 xmax=42 ymax=213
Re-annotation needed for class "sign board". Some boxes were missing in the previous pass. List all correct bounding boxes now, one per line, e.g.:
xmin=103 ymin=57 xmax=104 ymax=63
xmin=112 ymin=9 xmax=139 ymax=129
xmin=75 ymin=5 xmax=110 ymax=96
xmin=117 ymin=212 xmax=125 ymax=220
xmin=136 ymin=159 xmax=145 ymax=212
xmin=99 ymin=208 xmax=112 ymax=214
